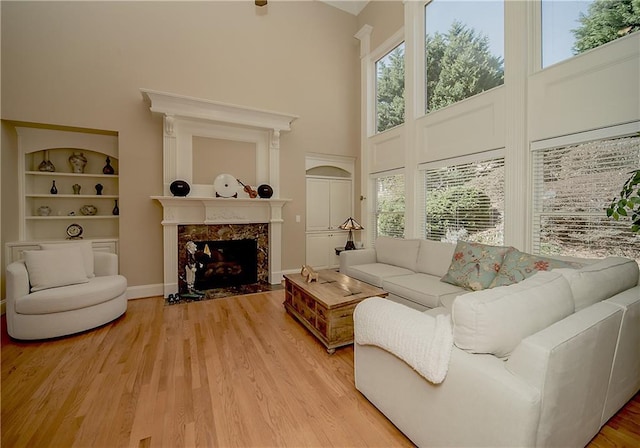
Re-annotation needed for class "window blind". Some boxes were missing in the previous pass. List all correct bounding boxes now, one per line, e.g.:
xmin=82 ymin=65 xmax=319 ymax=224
xmin=419 ymin=154 xmax=505 ymax=244
xmin=532 ymin=133 xmax=640 ymax=260
xmin=372 ymin=173 xmax=405 ymax=241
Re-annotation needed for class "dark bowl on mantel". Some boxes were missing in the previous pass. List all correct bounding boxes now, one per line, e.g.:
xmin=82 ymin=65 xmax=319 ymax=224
xmin=257 ymin=184 xmax=273 ymax=199
xmin=170 ymin=180 xmax=191 ymax=197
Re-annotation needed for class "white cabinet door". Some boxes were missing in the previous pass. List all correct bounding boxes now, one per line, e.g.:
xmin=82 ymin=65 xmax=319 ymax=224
xmin=306 ymin=178 xmax=331 ymax=231
xmin=306 ymin=178 xmax=352 ymax=231
xmin=305 ymin=233 xmax=347 ymax=269
xmin=330 ymin=179 xmax=353 ymax=230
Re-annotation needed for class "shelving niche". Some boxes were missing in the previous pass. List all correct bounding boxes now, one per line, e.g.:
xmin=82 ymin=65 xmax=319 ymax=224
xmin=17 ymin=126 xmax=119 ymax=242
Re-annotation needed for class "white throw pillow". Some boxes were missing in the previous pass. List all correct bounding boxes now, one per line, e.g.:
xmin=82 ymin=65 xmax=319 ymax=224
xmin=452 ymin=271 xmax=574 ymax=358
xmin=375 ymin=236 xmax=421 ymax=272
xmin=24 ymin=247 xmax=89 ymax=292
xmin=39 ymin=241 xmax=95 ymax=278
xmin=415 ymin=239 xmax=456 ymax=277
xmin=558 ymin=257 xmax=639 ymax=311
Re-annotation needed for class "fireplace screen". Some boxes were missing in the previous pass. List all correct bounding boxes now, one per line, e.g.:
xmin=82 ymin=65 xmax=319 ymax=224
xmin=190 ymin=239 xmax=258 ymax=290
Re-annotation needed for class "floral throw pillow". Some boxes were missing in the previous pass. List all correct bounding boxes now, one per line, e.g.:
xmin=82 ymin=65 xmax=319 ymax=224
xmin=441 ymin=241 xmax=511 ymax=291
xmin=489 ymin=249 xmax=585 ymax=288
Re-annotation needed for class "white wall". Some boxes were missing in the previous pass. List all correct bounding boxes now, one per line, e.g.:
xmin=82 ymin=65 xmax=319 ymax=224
xmin=1 ymin=1 xmax=361 ymax=296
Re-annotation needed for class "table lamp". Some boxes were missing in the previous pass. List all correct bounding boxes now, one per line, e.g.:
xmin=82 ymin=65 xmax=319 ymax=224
xmin=339 ymin=217 xmax=363 ymax=250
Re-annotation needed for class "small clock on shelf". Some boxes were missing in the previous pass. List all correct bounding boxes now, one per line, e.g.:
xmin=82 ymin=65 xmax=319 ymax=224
xmin=66 ymin=223 xmax=83 ymax=239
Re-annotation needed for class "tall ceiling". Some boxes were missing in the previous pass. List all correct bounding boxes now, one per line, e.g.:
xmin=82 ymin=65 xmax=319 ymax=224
xmin=319 ymin=1 xmax=369 ymax=16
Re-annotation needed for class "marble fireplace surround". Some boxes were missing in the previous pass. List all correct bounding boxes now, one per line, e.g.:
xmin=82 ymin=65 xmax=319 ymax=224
xmin=178 ymin=223 xmax=269 ymax=292
xmin=142 ymin=89 xmax=298 ymax=297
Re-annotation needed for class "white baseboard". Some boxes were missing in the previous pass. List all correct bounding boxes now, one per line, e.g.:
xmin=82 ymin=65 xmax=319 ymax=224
xmin=2 ymin=279 xmax=281 ymax=314
xmin=126 ymin=283 xmax=164 ymax=300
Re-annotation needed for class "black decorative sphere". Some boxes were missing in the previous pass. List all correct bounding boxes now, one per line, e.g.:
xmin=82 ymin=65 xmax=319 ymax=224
xmin=170 ymin=180 xmax=190 ymax=197
xmin=257 ymin=184 xmax=273 ymax=198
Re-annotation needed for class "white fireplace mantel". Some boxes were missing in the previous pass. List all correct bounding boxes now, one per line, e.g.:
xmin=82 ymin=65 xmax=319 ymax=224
xmin=142 ymin=89 xmax=298 ymax=296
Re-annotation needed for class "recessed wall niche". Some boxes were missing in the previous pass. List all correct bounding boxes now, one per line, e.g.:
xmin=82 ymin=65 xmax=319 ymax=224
xmin=192 ymin=137 xmax=257 ymax=186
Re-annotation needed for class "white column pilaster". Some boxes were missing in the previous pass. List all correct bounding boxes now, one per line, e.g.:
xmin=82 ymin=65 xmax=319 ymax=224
xmin=355 ymin=24 xmax=373 ymax=244
xmin=503 ymin=0 xmax=530 ymax=249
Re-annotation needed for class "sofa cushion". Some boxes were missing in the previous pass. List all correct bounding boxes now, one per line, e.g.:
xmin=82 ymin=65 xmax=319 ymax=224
xmin=441 ymin=241 xmax=511 ymax=291
xmin=452 ymin=271 xmax=574 ymax=358
xmin=346 ymin=263 xmax=414 ymax=288
xmin=489 ymin=248 xmax=585 ymax=288
xmin=23 ymin=247 xmax=89 ymax=292
xmin=40 ymin=241 xmax=95 ymax=278
xmin=415 ymin=240 xmax=457 ymax=277
xmin=15 ymin=275 xmax=128 ymax=314
xmin=559 ymin=257 xmax=639 ymax=311
xmin=375 ymin=236 xmax=421 ymax=272
xmin=383 ymin=273 xmax=466 ymax=309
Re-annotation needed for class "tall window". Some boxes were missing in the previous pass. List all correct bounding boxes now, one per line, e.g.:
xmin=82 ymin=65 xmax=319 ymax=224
xmin=420 ymin=153 xmax=505 ymax=244
xmin=424 ymin=0 xmax=504 ymax=113
xmin=532 ymin=132 xmax=640 ymax=261
xmin=542 ymin=0 xmax=639 ymax=68
xmin=376 ymin=42 xmax=405 ymax=133
xmin=373 ymin=173 xmax=405 ymax=239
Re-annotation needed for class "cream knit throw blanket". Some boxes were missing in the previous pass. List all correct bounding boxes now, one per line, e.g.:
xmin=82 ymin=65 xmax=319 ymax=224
xmin=354 ymin=297 xmax=453 ymax=384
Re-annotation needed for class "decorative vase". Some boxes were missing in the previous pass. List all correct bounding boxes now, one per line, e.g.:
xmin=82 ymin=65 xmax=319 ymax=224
xmin=95 ymin=183 xmax=103 ymax=195
xmin=68 ymin=152 xmax=87 ymax=173
xmin=80 ymin=204 xmax=97 ymax=216
xmin=38 ymin=150 xmax=56 ymax=172
xmin=170 ymin=180 xmax=190 ymax=197
xmin=50 ymin=180 xmax=58 ymax=194
xmin=257 ymin=184 xmax=273 ymax=198
xmin=112 ymin=199 xmax=119 ymax=216
xmin=72 ymin=184 xmax=81 ymax=195
xmin=37 ymin=206 xmax=51 ymax=216
xmin=102 ymin=156 xmax=115 ymax=175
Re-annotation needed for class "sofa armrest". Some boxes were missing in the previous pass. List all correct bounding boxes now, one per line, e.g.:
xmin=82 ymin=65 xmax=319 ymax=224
xmin=6 ymin=261 xmax=30 ymax=303
xmin=355 ymin=297 xmax=453 ymax=383
xmin=339 ymin=248 xmax=376 ymax=272
xmin=94 ymin=252 xmax=118 ymax=276
xmin=506 ymin=301 xmax=622 ymax=447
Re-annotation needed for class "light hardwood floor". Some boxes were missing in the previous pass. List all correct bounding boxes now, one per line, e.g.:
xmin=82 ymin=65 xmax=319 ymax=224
xmin=1 ymin=292 xmax=638 ymax=447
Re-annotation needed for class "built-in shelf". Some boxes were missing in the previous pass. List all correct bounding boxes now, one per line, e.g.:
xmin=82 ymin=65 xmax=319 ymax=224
xmin=26 ymin=216 xmax=119 ymax=220
xmin=27 ymin=194 xmax=119 ymax=199
xmin=26 ymin=171 xmax=119 ymax=179
xmin=16 ymin=125 xmax=120 ymax=241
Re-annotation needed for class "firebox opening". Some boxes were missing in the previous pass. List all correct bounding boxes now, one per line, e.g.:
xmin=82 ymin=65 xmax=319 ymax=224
xmin=193 ymin=239 xmax=258 ymax=290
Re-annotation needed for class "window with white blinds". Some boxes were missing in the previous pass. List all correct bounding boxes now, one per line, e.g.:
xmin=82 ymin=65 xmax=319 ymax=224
xmin=419 ymin=153 xmax=504 ymax=244
xmin=372 ymin=173 xmax=405 ymax=240
xmin=532 ymin=133 xmax=640 ymax=261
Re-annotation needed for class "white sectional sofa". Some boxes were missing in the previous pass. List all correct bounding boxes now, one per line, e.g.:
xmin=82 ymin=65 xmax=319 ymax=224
xmin=340 ymin=237 xmax=463 ymax=310
xmin=345 ymin=237 xmax=640 ymax=447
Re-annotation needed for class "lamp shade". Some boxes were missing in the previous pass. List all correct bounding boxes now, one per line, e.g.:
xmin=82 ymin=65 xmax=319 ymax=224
xmin=339 ymin=217 xmax=363 ymax=231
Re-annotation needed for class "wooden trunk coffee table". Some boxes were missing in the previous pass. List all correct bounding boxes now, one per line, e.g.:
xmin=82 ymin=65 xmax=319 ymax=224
xmin=283 ymin=269 xmax=388 ymax=354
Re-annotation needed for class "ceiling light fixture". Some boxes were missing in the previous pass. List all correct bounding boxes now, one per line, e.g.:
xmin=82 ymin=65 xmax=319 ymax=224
xmin=255 ymin=0 xmax=267 ymax=6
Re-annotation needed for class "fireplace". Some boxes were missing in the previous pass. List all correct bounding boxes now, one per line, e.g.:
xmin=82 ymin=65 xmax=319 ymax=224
xmin=194 ymin=239 xmax=257 ymax=288
xmin=178 ymin=223 xmax=268 ymax=294
xmin=143 ymin=89 xmax=297 ymax=297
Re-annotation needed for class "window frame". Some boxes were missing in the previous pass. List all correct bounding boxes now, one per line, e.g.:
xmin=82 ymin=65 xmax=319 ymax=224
xmin=369 ymin=169 xmax=406 ymax=244
xmin=370 ymin=28 xmax=406 ymax=136
xmin=418 ymin=149 xmax=505 ymax=244
xmin=423 ymin=0 xmax=505 ymax=114
xmin=531 ymin=121 xmax=640 ymax=260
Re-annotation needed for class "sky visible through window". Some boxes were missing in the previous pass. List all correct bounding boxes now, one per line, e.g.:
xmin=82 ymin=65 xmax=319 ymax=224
xmin=424 ymin=0 xmax=593 ymax=69
xmin=426 ymin=0 xmax=504 ymax=60
xmin=542 ymin=0 xmax=592 ymax=67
